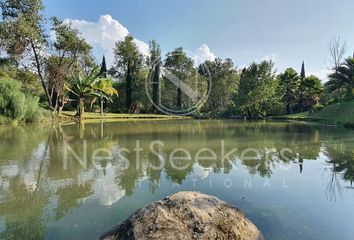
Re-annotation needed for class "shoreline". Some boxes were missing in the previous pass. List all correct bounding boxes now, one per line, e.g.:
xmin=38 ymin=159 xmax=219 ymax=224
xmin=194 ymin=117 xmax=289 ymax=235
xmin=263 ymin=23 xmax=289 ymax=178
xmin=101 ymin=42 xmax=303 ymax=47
xmin=270 ymin=115 xmax=354 ymax=129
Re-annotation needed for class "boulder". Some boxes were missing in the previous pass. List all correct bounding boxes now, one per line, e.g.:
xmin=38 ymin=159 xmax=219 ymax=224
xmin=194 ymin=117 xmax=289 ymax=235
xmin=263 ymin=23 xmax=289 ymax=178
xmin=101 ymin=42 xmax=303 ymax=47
xmin=100 ymin=191 xmax=263 ymax=240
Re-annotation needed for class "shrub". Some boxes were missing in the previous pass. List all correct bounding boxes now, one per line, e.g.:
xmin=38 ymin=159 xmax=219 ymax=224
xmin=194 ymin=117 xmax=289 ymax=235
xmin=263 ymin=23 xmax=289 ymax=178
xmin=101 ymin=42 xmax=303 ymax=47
xmin=312 ymin=104 xmax=324 ymax=112
xmin=0 ymin=78 xmax=44 ymax=122
xmin=326 ymin=98 xmax=336 ymax=106
xmin=343 ymin=122 xmax=354 ymax=129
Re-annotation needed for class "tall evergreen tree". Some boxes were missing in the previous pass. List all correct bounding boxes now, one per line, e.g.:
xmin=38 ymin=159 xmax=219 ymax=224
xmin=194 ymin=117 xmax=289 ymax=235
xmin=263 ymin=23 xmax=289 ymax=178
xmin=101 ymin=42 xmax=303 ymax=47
xmin=300 ymin=61 xmax=306 ymax=79
xmin=148 ymin=40 xmax=161 ymax=112
xmin=164 ymin=47 xmax=194 ymax=111
xmin=113 ymin=35 xmax=143 ymax=113
xmin=99 ymin=55 xmax=107 ymax=77
xmin=98 ymin=55 xmax=108 ymax=115
xmin=298 ymin=61 xmax=307 ymax=111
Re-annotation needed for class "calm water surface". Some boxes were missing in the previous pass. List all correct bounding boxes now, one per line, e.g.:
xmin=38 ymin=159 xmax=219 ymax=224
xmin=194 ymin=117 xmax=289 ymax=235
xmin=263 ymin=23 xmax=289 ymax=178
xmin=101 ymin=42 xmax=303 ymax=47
xmin=0 ymin=120 xmax=354 ymax=240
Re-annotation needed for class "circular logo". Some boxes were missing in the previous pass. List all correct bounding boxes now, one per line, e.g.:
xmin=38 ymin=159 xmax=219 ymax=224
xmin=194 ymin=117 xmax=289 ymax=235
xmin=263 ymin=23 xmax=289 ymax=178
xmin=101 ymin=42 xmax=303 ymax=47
xmin=146 ymin=50 xmax=212 ymax=115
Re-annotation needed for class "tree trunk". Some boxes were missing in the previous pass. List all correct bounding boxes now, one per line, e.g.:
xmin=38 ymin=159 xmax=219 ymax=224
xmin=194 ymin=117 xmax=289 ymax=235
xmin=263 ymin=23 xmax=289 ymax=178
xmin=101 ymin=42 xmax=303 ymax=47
xmin=286 ymin=104 xmax=291 ymax=115
xmin=126 ymin=60 xmax=132 ymax=113
xmin=90 ymin=97 xmax=97 ymax=111
xmin=247 ymin=109 xmax=252 ymax=120
xmin=100 ymin=98 xmax=104 ymax=116
xmin=78 ymin=97 xmax=85 ymax=122
xmin=152 ymin=65 xmax=160 ymax=112
xmin=30 ymin=41 xmax=53 ymax=110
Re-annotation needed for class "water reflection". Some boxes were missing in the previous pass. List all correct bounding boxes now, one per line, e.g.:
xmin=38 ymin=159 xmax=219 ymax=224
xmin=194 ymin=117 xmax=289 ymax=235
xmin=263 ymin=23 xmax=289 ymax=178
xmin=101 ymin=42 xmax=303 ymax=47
xmin=0 ymin=121 xmax=353 ymax=239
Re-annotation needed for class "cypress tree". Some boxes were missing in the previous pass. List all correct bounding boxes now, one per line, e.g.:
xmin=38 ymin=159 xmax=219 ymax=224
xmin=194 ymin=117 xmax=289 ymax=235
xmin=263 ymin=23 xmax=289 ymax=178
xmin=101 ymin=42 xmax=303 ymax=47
xmin=298 ymin=61 xmax=306 ymax=112
xmin=99 ymin=55 xmax=108 ymax=116
xmin=300 ymin=61 xmax=306 ymax=79
xmin=100 ymin=55 xmax=108 ymax=77
xmin=149 ymin=40 xmax=161 ymax=112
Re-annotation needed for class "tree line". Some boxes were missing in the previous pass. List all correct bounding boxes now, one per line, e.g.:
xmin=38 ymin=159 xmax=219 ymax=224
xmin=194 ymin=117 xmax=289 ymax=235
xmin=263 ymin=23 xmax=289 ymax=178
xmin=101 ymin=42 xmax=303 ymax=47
xmin=0 ymin=0 xmax=353 ymax=121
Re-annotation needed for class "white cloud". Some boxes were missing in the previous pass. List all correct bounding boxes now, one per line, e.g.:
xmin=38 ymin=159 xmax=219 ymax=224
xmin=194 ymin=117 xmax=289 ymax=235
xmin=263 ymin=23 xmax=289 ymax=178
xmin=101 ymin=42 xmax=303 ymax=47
xmin=195 ymin=44 xmax=216 ymax=62
xmin=64 ymin=14 xmax=149 ymax=66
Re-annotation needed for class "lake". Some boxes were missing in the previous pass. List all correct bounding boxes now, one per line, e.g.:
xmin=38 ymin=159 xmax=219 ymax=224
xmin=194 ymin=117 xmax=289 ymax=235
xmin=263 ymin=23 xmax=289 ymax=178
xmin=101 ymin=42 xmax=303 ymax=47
xmin=0 ymin=120 xmax=353 ymax=240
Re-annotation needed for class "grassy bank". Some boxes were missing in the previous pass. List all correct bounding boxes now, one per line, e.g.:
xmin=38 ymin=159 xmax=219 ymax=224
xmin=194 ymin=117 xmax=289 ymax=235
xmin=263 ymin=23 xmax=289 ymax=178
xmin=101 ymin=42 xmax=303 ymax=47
xmin=61 ymin=111 xmax=190 ymax=121
xmin=1 ymin=111 xmax=188 ymax=125
xmin=274 ymin=101 xmax=354 ymax=128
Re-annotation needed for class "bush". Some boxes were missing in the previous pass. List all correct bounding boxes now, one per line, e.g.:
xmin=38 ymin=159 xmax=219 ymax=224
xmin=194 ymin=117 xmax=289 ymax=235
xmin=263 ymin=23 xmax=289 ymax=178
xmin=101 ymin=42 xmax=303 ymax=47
xmin=343 ymin=122 xmax=354 ymax=129
xmin=0 ymin=78 xmax=44 ymax=122
xmin=312 ymin=104 xmax=324 ymax=112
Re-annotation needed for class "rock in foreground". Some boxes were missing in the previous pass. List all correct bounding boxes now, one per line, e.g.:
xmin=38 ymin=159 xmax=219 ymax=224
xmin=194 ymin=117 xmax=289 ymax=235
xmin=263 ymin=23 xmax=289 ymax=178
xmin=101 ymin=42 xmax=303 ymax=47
xmin=100 ymin=191 xmax=263 ymax=240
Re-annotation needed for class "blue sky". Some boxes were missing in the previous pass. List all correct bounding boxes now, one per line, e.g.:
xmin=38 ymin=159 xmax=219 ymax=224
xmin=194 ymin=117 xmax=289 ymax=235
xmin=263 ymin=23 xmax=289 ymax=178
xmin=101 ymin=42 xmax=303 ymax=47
xmin=43 ymin=0 xmax=354 ymax=80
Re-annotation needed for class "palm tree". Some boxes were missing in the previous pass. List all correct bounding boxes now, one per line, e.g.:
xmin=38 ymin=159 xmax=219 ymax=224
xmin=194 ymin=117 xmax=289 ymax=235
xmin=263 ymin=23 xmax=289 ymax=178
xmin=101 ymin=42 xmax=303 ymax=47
xmin=66 ymin=68 xmax=118 ymax=121
xmin=325 ymin=57 xmax=354 ymax=99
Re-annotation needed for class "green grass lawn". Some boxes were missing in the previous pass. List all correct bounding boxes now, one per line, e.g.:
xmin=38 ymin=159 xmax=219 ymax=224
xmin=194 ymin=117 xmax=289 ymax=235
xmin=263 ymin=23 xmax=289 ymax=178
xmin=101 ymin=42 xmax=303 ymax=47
xmin=276 ymin=101 xmax=354 ymax=127
xmin=61 ymin=111 xmax=189 ymax=120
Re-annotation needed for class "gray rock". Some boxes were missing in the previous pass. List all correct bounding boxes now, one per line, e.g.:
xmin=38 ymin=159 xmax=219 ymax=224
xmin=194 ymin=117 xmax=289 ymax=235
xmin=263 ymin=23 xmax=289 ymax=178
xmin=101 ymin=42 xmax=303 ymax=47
xmin=100 ymin=191 xmax=263 ymax=240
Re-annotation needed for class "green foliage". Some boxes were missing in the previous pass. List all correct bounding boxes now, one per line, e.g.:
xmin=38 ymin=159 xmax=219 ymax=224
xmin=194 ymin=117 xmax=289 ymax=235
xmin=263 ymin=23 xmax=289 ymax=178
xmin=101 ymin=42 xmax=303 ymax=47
xmin=0 ymin=0 xmax=94 ymax=111
xmin=298 ymin=75 xmax=323 ymax=111
xmin=235 ymin=61 xmax=281 ymax=118
xmin=312 ymin=104 xmax=324 ymax=112
xmin=51 ymin=17 xmax=92 ymax=56
xmin=46 ymin=17 xmax=94 ymax=111
xmin=113 ymin=35 xmax=144 ymax=112
xmin=148 ymin=40 xmax=161 ymax=112
xmin=66 ymin=68 xmax=117 ymax=119
xmin=300 ymin=61 xmax=306 ymax=79
xmin=278 ymin=68 xmax=300 ymax=114
xmin=325 ymin=57 xmax=354 ymax=101
xmin=199 ymin=58 xmax=239 ymax=117
xmin=343 ymin=122 xmax=354 ymax=129
xmin=99 ymin=55 xmax=107 ymax=77
xmin=0 ymin=66 xmax=43 ymax=96
xmin=163 ymin=47 xmax=195 ymax=111
xmin=0 ymin=78 xmax=44 ymax=122
xmin=309 ymin=101 xmax=354 ymax=124
xmin=0 ymin=0 xmax=350 ymax=121
xmin=0 ymin=0 xmax=45 ymax=60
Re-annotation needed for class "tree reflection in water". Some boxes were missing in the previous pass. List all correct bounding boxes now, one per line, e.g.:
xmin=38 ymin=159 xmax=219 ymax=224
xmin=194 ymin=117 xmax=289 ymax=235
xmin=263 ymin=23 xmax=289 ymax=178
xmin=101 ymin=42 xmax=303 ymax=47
xmin=0 ymin=121 xmax=353 ymax=239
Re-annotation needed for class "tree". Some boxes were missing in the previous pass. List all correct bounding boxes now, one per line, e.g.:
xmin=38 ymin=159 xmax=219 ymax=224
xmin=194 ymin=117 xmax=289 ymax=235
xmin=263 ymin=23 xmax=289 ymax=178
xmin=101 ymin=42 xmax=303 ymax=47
xmin=164 ymin=47 xmax=194 ymax=110
xmin=235 ymin=61 xmax=280 ymax=119
xmin=325 ymin=57 xmax=354 ymax=100
xmin=0 ymin=0 xmax=49 ymax=104
xmin=198 ymin=58 xmax=239 ymax=116
xmin=278 ymin=68 xmax=300 ymax=114
xmin=298 ymin=61 xmax=309 ymax=111
xmin=300 ymin=75 xmax=323 ymax=110
xmin=113 ymin=35 xmax=143 ymax=112
xmin=300 ymin=61 xmax=306 ymax=80
xmin=97 ymin=55 xmax=108 ymax=115
xmin=46 ymin=17 xmax=93 ymax=113
xmin=0 ymin=1 xmax=93 ymax=112
xmin=66 ymin=68 xmax=117 ymax=121
xmin=148 ymin=40 xmax=161 ymax=112
xmin=99 ymin=55 xmax=107 ymax=77
xmin=328 ymin=36 xmax=347 ymax=69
